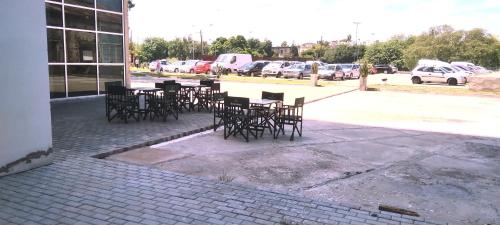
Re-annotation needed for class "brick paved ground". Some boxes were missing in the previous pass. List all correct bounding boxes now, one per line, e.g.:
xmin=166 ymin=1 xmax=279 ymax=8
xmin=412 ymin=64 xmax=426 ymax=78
xmin=0 ymin=97 xmax=446 ymax=225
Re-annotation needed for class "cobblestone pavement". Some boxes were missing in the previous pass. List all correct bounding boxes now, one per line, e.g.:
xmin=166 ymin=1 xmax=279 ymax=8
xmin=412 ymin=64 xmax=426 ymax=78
xmin=51 ymin=97 xmax=213 ymax=161
xmin=0 ymin=97 xmax=445 ymax=225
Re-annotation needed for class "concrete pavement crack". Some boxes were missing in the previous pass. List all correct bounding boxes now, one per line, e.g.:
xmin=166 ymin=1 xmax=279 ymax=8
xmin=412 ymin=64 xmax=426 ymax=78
xmin=301 ymin=168 xmax=376 ymax=190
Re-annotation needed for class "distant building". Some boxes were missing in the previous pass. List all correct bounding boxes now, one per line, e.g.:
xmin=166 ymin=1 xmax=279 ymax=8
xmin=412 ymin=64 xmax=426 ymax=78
xmin=272 ymin=47 xmax=292 ymax=58
xmin=299 ymin=43 xmax=315 ymax=56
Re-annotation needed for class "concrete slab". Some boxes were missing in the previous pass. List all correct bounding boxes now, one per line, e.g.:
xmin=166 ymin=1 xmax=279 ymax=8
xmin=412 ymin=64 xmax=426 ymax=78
xmin=107 ymin=91 xmax=500 ymax=225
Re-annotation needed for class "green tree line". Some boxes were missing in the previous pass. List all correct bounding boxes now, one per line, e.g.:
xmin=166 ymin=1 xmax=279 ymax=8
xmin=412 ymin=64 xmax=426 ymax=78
xmin=132 ymin=25 xmax=499 ymax=70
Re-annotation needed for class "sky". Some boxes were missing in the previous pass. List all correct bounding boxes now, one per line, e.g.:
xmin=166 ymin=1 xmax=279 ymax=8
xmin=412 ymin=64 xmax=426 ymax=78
xmin=129 ymin=0 xmax=500 ymax=45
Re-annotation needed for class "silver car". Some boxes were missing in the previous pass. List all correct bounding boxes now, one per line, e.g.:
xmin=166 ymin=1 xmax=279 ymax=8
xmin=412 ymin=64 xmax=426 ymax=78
xmin=318 ymin=64 xmax=338 ymax=79
xmin=282 ymin=63 xmax=312 ymax=79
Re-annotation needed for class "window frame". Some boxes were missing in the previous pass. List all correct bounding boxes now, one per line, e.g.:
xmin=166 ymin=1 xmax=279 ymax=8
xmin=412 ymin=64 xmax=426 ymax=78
xmin=45 ymin=0 xmax=125 ymax=98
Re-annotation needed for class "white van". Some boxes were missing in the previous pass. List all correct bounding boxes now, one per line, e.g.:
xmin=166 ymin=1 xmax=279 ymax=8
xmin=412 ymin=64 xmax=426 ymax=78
xmin=211 ymin=53 xmax=252 ymax=74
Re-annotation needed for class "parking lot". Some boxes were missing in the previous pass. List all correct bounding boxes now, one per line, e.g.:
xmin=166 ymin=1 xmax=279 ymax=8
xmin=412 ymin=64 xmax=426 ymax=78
xmin=109 ymin=89 xmax=500 ymax=225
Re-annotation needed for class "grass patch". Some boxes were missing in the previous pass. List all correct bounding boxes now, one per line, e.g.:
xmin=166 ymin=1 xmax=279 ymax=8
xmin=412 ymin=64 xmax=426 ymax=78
xmin=370 ymin=84 xmax=500 ymax=97
xmin=133 ymin=71 xmax=340 ymax=86
xmin=217 ymin=170 xmax=235 ymax=183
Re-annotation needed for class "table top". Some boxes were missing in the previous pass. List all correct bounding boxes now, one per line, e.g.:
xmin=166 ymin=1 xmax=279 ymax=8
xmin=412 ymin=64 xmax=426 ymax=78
xmin=181 ymin=84 xmax=207 ymax=88
xmin=133 ymin=87 xmax=162 ymax=91
xmin=250 ymin=99 xmax=280 ymax=105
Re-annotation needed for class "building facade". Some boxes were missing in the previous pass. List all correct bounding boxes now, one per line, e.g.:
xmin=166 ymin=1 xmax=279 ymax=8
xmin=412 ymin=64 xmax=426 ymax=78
xmin=45 ymin=0 xmax=126 ymax=99
xmin=272 ymin=47 xmax=292 ymax=58
xmin=1 ymin=0 xmax=128 ymax=176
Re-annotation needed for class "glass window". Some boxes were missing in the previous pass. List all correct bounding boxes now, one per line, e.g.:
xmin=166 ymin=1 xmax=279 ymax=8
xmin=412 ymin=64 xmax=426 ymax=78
xmin=99 ymin=66 xmax=123 ymax=94
xmin=46 ymin=3 xmax=62 ymax=27
xmin=96 ymin=0 xmax=122 ymax=12
xmin=67 ymin=65 xmax=97 ymax=97
xmin=97 ymin=12 xmax=122 ymax=33
xmin=47 ymin=29 xmax=65 ymax=63
xmin=66 ymin=30 xmax=96 ymax=63
xmin=49 ymin=65 xmax=66 ymax=99
xmin=98 ymin=34 xmax=123 ymax=63
xmin=65 ymin=6 xmax=95 ymax=30
xmin=65 ymin=0 xmax=94 ymax=8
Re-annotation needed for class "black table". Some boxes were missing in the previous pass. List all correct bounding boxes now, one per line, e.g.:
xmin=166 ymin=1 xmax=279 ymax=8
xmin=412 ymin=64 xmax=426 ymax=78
xmin=180 ymin=84 xmax=207 ymax=112
xmin=133 ymin=87 xmax=162 ymax=119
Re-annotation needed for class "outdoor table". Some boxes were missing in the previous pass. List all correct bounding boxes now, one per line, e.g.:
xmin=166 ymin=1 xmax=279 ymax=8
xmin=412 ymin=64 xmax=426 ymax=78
xmin=180 ymin=84 xmax=207 ymax=112
xmin=133 ymin=87 xmax=162 ymax=119
xmin=250 ymin=99 xmax=281 ymax=137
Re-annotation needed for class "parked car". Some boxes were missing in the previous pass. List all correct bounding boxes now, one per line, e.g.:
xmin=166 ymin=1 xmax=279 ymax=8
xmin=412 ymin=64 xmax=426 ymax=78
xmin=390 ymin=65 xmax=398 ymax=73
xmin=282 ymin=63 xmax=312 ymax=79
xmin=411 ymin=65 xmax=467 ymax=85
xmin=262 ymin=61 xmax=291 ymax=77
xmin=211 ymin=53 xmax=253 ymax=74
xmin=318 ymin=64 xmax=337 ymax=80
xmin=165 ymin=61 xmax=186 ymax=73
xmin=418 ymin=59 xmax=471 ymax=78
xmin=179 ymin=60 xmax=201 ymax=73
xmin=339 ymin=64 xmax=361 ymax=79
xmin=237 ymin=61 xmax=270 ymax=76
xmin=148 ymin=59 xmax=168 ymax=72
xmin=371 ymin=64 xmax=394 ymax=74
xmin=194 ymin=61 xmax=213 ymax=74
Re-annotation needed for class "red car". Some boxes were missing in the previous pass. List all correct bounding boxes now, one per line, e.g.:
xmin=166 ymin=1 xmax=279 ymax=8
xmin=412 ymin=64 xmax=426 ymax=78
xmin=194 ymin=61 xmax=213 ymax=74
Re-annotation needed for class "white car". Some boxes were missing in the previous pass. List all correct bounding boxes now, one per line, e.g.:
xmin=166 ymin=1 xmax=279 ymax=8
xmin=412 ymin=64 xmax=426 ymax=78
xmin=262 ymin=61 xmax=290 ymax=77
xmin=148 ymin=59 xmax=168 ymax=72
xmin=411 ymin=65 xmax=467 ymax=85
xmin=179 ymin=60 xmax=201 ymax=73
xmin=165 ymin=61 xmax=186 ymax=73
xmin=211 ymin=53 xmax=253 ymax=74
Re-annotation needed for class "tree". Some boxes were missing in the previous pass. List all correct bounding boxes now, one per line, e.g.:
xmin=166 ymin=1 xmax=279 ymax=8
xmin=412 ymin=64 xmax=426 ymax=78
xmin=403 ymin=25 xmax=500 ymax=69
xmin=209 ymin=37 xmax=229 ymax=56
xmin=227 ymin=35 xmax=247 ymax=53
xmin=322 ymin=44 xmax=365 ymax=63
xmin=140 ymin=37 xmax=169 ymax=62
xmin=365 ymin=39 xmax=407 ymax=69
xmin=260 ymin=40 xmax=273 ymax=57
xmin=281 ymin=41 xmax=288 ymax=47
xmin=167 ymin=38 xmax=191 ymax=60
xmin=128 ymin=0 xmax=135 ymax=9
xmin=290 ymin=45 xmax=299 ymax=57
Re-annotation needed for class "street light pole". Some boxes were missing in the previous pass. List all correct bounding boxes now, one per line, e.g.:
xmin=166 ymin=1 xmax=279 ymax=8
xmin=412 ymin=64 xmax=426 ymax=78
xmin=353 ymin=21 xmax=361 ymax=62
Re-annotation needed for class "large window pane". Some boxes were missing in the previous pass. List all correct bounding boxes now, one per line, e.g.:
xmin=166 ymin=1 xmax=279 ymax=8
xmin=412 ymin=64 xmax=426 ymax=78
xmin=66 ymin=30 xmax=96 ymax=63
xmin=67 ymin=65 xmax=97 ymax=97
xmin=98 ymin=34 xmax=123 ymax=63
xmin=49 ymin=65 xmax=66 ymax=99
xmin=97 ymin=0 xmax=122 ymax=12
xmin=65 ymin=6 xmax=95 ymax=30
xmin=46 ymin=3 xmax=62 ymax=27
xmin=65 ymin=0 xmax=94 ymax=8
xmin=47 ymin=29 xmax=65 ymax=63
xmin=97 ymin=12 xmax=122 ymax=33
xmin=99 ymin=66 xmax=123 ymax=94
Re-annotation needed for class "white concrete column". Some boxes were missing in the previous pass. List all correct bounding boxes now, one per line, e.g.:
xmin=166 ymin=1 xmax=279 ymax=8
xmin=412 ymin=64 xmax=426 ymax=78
xmin=0 ymin=0 xmax=53 ymax=176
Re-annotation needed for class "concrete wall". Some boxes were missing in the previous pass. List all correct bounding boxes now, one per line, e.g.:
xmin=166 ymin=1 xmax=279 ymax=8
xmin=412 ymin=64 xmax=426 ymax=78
xmin=0 ymin=0 xmax=53 ymax=176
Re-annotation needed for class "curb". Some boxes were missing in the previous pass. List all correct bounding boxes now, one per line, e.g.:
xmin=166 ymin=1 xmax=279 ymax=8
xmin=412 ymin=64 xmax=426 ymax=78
xmin=92 ymin=124 xmax=214 ymax=159
xmin=305 ymin=88 xmax=358 ymax=104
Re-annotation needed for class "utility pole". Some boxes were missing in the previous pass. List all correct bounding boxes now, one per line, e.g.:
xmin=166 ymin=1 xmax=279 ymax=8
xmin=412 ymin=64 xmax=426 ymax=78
xmin=353 ymin=21 xmax=361 ymax=62
xmin=200 ymin=30 xmax=203 ymax=56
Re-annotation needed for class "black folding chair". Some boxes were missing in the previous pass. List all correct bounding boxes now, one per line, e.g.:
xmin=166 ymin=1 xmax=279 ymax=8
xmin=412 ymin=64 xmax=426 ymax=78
xmin=149 ymin=84 xmax=179 ymax=121
xmin=257 ymin=91 xmax=284 ymax=136
xmin=163 ymin=80 xmax=176 ymax=85
xmin=223 ymin=96 xmax=260 ymax=142
xmin=106 ymin=86 xmax=140 ymax=123
xmin=104 ymin=81 xmax=123 ymax=118
xmin=213 ymin=91 xmax=228 ymax=131
xmin=155 ymin=82 xmax=165 ymax=90
xmin=275 ymin=97 xmax=304 ymax=141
